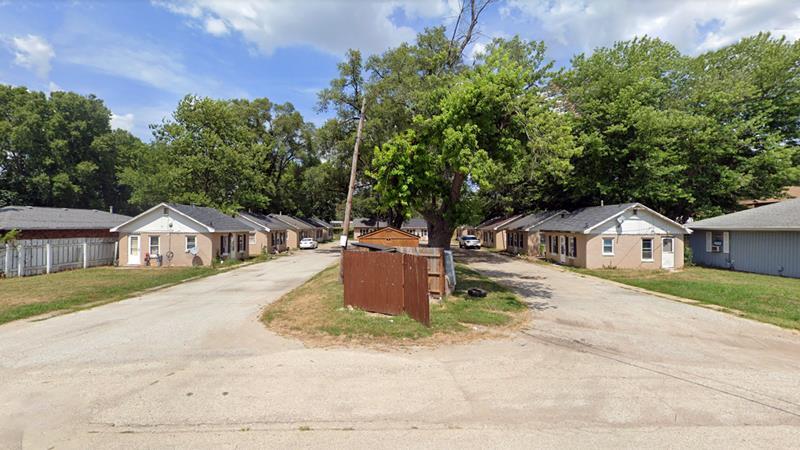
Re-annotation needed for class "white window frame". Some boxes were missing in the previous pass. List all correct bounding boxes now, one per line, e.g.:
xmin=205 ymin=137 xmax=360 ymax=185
xmin=641 ymin=238 xmax=654 ymax=261
xmin=149 ymin=235 xmax=160 ymax=256
xmin=567 ymin=236 xmax=574 ymax=259
xmin=185 ymin=235 xmax=197 ymax=252
xmin=602 ymin=237 xmax=614 ymax=256
xmin=129 ymin=235 xmax=140 ymax=260
xmin=249 ymin=232 xmax=256 ymax=245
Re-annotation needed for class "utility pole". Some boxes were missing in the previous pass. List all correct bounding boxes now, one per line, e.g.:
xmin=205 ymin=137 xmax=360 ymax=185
xmin=340 ymin=96 xmax=367 ymax=280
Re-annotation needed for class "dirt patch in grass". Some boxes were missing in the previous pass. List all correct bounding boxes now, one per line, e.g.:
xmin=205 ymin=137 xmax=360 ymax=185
xmin=262 ymin=263 xmax=530 ymax=348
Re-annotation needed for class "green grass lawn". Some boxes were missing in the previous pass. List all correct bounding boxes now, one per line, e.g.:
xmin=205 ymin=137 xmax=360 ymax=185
xmin=262 ymin=263 xmax=528 ymax=343
xmin=574 ymin=265 xmax=800 ymax=330
xmin=0 ymin=265 xmax=218 ymax=325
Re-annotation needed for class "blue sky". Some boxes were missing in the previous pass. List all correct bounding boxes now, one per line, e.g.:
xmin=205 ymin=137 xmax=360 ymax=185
xmin=1 ymin=0 xmax=798 ymax=140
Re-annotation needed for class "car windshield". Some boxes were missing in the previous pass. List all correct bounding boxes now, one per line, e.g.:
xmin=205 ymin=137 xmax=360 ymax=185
xmin=301 ymin=238 xmax=313 ymax=241
xmin=464 ymin=235 xmax=477 ymax=240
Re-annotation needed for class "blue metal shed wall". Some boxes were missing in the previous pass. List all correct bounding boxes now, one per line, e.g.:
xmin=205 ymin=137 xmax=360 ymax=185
xmin=690 ymin=231 xmax=800 ymax=278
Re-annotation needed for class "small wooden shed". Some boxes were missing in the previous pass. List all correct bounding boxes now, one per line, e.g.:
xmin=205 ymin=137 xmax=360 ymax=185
xmin=357 ymin=227 xmax=420 ymax=248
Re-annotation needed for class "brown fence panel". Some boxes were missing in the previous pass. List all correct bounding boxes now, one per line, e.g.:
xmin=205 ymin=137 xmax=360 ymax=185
xmin=402 ymin=253 xmax=430 ymax=326
xmin=395 ymin=246 xmax=446 ymax=296
xmin=343 ymin=251 xmax=404 ymax=315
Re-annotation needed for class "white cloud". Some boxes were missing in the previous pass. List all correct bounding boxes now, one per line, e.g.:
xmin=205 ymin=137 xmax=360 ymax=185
xmin=204 ymin=16 xmax=228 ymax=36
xmin=111 ymin=112 xmax=136 ymax=131
xmin=154 ymin=0 xmax=459 ymax=56
xmin=11 ymin=34 xmax=55 ymax=78
xmin=505 ymin=0 xmax=800 ymax=54
xmin=47 ymin=81 xmax=61 ymax=93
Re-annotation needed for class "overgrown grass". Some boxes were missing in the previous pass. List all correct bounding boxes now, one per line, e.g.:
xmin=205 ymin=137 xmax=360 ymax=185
xmin=574 ymin=266 xmax=800 ymax=330
xmin=0 ymin=265 xmax=219 ymax=325
xmin=262 ymin=263 xmax=528 ymax=343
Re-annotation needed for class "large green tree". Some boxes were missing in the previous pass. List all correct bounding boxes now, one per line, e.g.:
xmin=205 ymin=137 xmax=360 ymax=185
xmin=368 ymin=35 xmax=579 ymax=247
xmin=0 ymin=85 xmax=144 ymax=213
xmin=553 ymin=34 xmax=799 ymax=220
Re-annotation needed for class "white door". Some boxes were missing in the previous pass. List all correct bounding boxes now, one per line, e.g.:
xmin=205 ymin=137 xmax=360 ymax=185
xmin=661 ymin=237 xmax=674 ymax=269
xmin=559 ymin=236 xmax=566 ymax=263
xmin=128 ymin=235 xmax=141 ymax=265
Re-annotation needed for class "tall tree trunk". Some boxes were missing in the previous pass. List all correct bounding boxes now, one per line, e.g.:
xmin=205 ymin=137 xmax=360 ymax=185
xmin=425 ymin=213 xmax=455 ymax=249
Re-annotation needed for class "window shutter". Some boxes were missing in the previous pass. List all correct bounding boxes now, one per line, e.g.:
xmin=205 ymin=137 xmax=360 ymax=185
xmin=705 ymin=232 xmax=712 ymax=252
xmin=723 ymin=232 xmax=730 ymax=254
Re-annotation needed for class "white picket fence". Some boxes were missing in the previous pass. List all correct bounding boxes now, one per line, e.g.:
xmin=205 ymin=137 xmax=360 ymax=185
xmin=0 ymin=238 xmax=118 ymax=278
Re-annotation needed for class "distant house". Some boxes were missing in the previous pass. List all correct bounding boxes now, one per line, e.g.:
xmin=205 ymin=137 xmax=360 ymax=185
xmin=476 ymin=215 xmax=523 ymax=250
xmin=0 ymin=205 xmax=132 ymax=277
xmin=305 ymin=217 xmax=334 ymax=242
xmin=739 ymin=186 xmax=800 ymax=209
xmin=357 ymin=226 xmax=420 ymax=248
xmin=353 ymin=218 xmax=388 ymax=239
xmin=539 ymin=203 xmax=690 ymax=270
xmin=0 ymin=205 xmax=130 ymax=240
xmin=688 ymin=198 xmax=800 ymax=278
xmin=504 ymin=211 xmax=565 ymax=256
xmin=269 ymin=214 xmax=317 ymax=249
xmin=401 ymin=217 xmax=428 ymax=245
xmin=237 ymin=212 xmax=289 ymax=255
xmin=111 ymin=203 xmax=251 ymax=267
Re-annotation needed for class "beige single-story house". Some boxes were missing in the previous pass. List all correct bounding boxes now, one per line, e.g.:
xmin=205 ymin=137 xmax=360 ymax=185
xmin=539 ymin=203 xmax=690 ymax=270
xmin=401 ymin=217 xmax=428 ymax=245
xmin=111 ymin=203 xmax=251 ymax=267
xmin=269 ymin=214 xmax=317 ymax=249
xmin=476 ymin=215 xmax=523 ymax=250
xmin=237 ymin=212 xmax=289 ymax=255
xmin=308 ymin=217 xmax=334 ymax=242
xmin=504 ymin=210 xmax=565 ymax=256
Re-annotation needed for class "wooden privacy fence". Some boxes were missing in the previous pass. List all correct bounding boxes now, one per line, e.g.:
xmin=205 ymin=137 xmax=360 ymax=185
xmin=342 ymin=250 xmax=430 ymax=326
xmin=1 ymin=238 xmax=117 ymax=278
xmin=394 ymin=246 xmax=449 ymax=297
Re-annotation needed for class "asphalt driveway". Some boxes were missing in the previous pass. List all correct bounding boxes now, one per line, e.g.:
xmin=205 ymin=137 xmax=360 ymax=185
xmin=1 ymin=248 xmax=799 ymax=448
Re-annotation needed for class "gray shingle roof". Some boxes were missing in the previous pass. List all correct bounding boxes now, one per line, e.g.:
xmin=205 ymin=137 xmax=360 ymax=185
xmin=688 ymin=198 xmax=800 ymax=231
xmin=401 ymin=217 xmax=427 ymax=229
xmin=269 ymin=214 xmax=316 ymax=230
xmin=540 ymin=203 xmax=639 ymax=232
xmin=352 ymin=218 xmax=388 ymax=228
xmin=168 ymin=204 xmax=250 ymax=232
xmin=504 ymin=211 xmax=565 ymax=231
xmin=238 ymin=212 xmax=290 ymax=231
xmin=310 ymin=217 xmax=333 ymax=228
xmin=0 ymin=205 xmax=131 ymax=231
xmin=477 ymin=215 xmax=523 ymax=231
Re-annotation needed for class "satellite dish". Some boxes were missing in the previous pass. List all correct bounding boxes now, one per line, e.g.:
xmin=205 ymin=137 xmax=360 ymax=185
xmin=190 ymin=247 xmax=199 ymax=256
xmin=616 ymin=216 xmax=625 ymax=225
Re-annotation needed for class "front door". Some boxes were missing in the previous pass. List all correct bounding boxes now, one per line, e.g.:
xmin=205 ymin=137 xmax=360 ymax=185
xmin=661 ymin=237 xmax=675 ymax=269
xmin=128 ymin=235 xmax=141 ymax=265
xmin=559 ymin=236 xmax=566 ymax=263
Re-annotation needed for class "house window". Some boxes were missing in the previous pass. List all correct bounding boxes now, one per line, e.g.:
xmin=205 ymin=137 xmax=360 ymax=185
xmin=186 ymin=235 xmax=197 ymax=252
xmin=220 ymin=235 xmax=225 ymax=253
xmin=642 ymin=238 xmax=654 ymax=261
xmin=249 ymin=232 xmax=256 ymax=245
xmin=237 ymin=234 xmax=245 ymax=252
xmin=129 ymin=235 xmax=139 ymax=257
xmin=711 ymin=231 xmax=724 ymax=253
xmin=569 ymin=237 xmax=577 ymax=258
xmin=602 ymin=238 xmax=614 ymax=255
xmin=149 ymin=235 xmax=160 ymax=256
xmin=560 ymin=236 xmax=566 ymax=255
xmin=550 ymin=235 xmax=557 ymax=254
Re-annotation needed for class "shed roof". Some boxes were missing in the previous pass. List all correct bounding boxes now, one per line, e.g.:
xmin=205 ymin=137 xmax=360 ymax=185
xmin=358 ymin=226 xmax=419 ymax=240
xmin=0 ymin=205 xmax=131 ymax=231
xmin=689 ymin=198 xmax=800 ymax=231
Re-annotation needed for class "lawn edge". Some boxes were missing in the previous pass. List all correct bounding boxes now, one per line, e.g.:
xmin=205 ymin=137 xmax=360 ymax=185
xmin=1 ymin=257 xmax=275 ymax=326
xmin=487 ymin=250 xmax=800 ymax=335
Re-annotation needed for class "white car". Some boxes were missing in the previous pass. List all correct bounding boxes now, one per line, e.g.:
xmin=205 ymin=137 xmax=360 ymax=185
xmin=459 ymin=235 xmax=481 ymax=249
xmin=299 ymin=237 xmax=319 ymax=249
